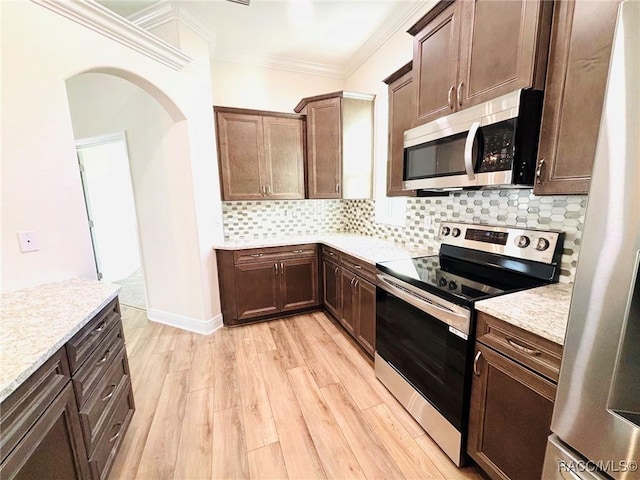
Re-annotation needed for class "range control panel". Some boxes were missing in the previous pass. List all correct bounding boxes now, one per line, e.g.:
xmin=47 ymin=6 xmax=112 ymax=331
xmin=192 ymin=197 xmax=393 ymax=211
xmin=439 ymin=222 xmax=563 ymax=265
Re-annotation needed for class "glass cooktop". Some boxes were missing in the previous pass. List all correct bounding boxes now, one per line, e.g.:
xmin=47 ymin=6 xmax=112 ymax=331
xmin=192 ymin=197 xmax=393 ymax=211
xmin=376 ymin=255 xmax=548 ymax=306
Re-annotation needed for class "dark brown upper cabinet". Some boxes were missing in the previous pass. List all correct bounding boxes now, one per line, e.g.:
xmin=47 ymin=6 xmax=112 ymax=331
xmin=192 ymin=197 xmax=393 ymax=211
xmin=383 ymin=62 xmax=416 ymax=197
xmin=295 ymin=91 xmax=375 ymax=199
xmin=533 ymin=0 xmax=619 ymax=195
xmin=214 ymin=107 xmax=305 ymax=201
xmin=409 ymin=0 xmax=552 ymax=125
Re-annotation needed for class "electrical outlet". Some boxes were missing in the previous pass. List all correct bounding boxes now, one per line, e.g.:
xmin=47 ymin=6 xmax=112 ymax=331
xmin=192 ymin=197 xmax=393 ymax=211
xmin=424 ymin=215 xmax=432 ymax=229
xmin=18 ymin=231 xmax=40 ymax=252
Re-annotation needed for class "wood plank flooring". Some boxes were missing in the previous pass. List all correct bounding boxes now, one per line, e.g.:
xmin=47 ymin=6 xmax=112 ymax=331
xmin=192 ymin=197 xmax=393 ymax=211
xmin=110 ymin=307 xmax=484 ymax=480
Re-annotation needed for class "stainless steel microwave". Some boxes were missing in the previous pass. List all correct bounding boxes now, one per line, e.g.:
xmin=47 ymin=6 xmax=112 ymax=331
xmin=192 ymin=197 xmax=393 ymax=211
xmin=403 ymin=89 xmax=543 ymax=191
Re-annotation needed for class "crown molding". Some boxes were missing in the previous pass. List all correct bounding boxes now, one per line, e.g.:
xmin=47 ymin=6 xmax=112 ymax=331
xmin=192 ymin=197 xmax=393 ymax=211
xmin=212 ymin=51 xmax=345 ymax=79
xmin=127 ymin=1 xmax=217 ymax=49
xmin=344 ymin=0 xmax=435 ymax=78
xmin=31 ymin=0 xmax=192 ymax=71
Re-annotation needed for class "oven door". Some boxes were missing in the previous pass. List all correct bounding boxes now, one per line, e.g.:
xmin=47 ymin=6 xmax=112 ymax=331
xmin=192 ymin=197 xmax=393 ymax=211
xmin=375 ymin=278 xmax=471 ymax=431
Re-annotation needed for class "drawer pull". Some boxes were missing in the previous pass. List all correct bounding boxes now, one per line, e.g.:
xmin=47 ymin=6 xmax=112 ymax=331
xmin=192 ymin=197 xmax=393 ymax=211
xmin=102 ymin=383 xmax=117 ymax=402
xmin=274 ymin=263 xmax=279 ymax=275
xmin=473 ymin=351 xmax=482 ymax=376
xmin=328 ymin=252 xmax=335 ymax=256
xmin=507 ymin=338 xmax=541 ymax=356
xmin=353 ymin=264 xmax=362 ymax=269
xmin=109 ymin=422 xmax=123 ymax=443
xmin=250 ymin=253 xmax=264 ymax=257
xmin=90 ymin=322 xmax=106 ymax=335
xmin=292 ymin=249 xmax=305 ymax=253
xmin=96 ymin=350 xmax=111 ymax=367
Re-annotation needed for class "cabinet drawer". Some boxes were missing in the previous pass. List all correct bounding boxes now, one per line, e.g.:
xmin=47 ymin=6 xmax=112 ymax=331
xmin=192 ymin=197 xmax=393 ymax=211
xmin=234 ymin=244 xmax=317 ymax=264
xmin=88 ymin=381 xmax=134 ymax=480
xmin=340 ymin=252 xmax=376 ymax=284
xmin=67 ymin=298 xmax=121 ymax=374
xmin=476 ymin=312 xmax=562 ymax=382
xmin=321 ymin=245 xmax=341 ymax=262
xmin=72 ymin=323 xmax=126 ymax=408
xmin=0 ymin=347 xmax=71 ymax=463
xmin=78 ymin=346 xmax=130 ymax=456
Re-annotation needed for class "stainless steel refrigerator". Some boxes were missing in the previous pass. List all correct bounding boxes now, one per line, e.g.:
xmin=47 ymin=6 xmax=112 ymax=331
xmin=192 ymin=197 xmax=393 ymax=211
xmin=542 ymin=1 xmax=640 ymax=479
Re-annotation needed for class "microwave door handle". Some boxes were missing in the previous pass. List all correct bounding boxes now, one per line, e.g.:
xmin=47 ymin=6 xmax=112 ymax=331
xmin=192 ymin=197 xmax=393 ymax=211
xmin=464 ymin=121 xmax=480 ymax=181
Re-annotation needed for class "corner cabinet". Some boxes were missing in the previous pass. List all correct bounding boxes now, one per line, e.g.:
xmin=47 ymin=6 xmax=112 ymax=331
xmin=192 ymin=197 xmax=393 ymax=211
xmin=409 ymin=0 xmax=552 ymax=124
xmin=321 ymin=246 xmax=376 ymax=357
xmin=214 ymin=107 xmax=305 ymax=201
xmin=294 ymin=91 xmax=375 ymax=199
xmin=533 ymin=0 xmax=619 ymax=195
xmin=383 ymin=62 xmax=416 ymax=197
xmin=216 ymin=245 xmax=320 ymax=326
xmin=468 ymin=312 xmax=562 ymax=480
xmin=0 ymin=298 xmax=134 ymax=480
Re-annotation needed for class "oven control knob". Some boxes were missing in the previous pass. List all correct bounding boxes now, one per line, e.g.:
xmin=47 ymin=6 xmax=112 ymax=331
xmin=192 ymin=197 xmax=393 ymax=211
xmin=448 ymin=281 xmax=457 ymax=290
xmin=452 ymin=227 xmax=461 ymax=238
xmin=536 ymin=238 xmax=550 ymax=251
xmin=441 ymin=226 xmax=451 ymax=236
xmin=438 ymin=277 xmax=448 ymax=287
xmin=515 ymin=235 xmax=530 ymax=248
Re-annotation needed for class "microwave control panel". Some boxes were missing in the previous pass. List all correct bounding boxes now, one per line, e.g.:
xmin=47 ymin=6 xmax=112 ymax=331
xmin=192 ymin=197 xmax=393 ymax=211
xmin=478 ymin=119 xmax=516 ymax=172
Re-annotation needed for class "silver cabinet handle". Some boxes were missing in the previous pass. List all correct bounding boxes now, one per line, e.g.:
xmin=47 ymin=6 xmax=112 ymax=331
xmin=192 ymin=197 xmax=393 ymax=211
xmin=447 ymin=85 xmax=455 ymax=109
xmin=335 ymin=183 xmax=340 ymax=193
xmin=507 ymin=338 xmax=541 ymax=356
xmin=274 ymin=263 xmax=278 ymax=275
xmin=473 ymin=350 xmax=482 ymax=376
xmin=266 ymin=184 xmax=272 ymax=196
xmin=260 ymin=185 xmax=266 ymax=196
xmin=109 ymin=422 xmax=123 ymax=443
xmin=96 ymin=350 xmax=110 ymax=367
xmin=350 ymin=277 xmax=356 ymax=289
xmin=328 ymin=252 xmax=335 ymax=256
xmin=464 ymin=121 xmax=480 ymax=181
xmin=280 ymin=262 xmax=284 ymax=276
xmin=102 ymin=383 xmax=117 ymax=402
xmin=457 ymin=82 xmax=464 ymax=107
xmin=353 ymin=264 xmax=362 ymax=270
xmin=535 ymin=158 xmax=545 ymax=184
xmin=250 ymin=253 xmax=264 ymax=257
xmin=292 ymin=249 xmax=304 ymax=253
xmin=90 ymin=322 xmax=106 ymax=336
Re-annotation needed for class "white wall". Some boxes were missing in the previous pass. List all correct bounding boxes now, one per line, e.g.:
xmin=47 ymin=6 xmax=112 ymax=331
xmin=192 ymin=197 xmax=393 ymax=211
xmin=344 ymin=1 xmax=438 ymax=198
xmin=1 ymin=1 xmax=223 ymax=332
xmin=211 ymin=60 xmax=344 ymax=112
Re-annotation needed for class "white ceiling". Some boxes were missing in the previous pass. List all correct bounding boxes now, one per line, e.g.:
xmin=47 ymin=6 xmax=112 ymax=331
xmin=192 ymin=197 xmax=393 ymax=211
xmin=98 ymin=0 xmax=427 ymax=77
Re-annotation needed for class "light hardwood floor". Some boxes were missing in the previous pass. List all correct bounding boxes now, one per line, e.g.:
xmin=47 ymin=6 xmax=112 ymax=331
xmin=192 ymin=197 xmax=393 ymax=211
xmin=110 ymin=306 xmax=484 ymax=480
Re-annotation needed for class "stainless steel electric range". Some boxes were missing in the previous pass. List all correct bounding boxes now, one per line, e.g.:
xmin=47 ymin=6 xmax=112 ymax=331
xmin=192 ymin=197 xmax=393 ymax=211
xmin=375 ymin=222 xmax=564 ymax=466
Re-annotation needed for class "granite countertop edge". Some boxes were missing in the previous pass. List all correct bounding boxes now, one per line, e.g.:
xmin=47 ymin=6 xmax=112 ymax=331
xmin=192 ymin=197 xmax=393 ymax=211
xmin=474 ymin=283 xmax=574 ymax=346
xmin=0 ymin=279 xmax=120 ymax=403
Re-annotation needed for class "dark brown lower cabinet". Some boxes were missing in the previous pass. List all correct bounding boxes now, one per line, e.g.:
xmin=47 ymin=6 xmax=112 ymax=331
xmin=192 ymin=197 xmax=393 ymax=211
xmin=339 ymin=268 xmax=357 ymax=336
xmin=0 ymin=383 xmax=90 ymax=480
xmin=322 ymin=257 xmax=340 ymax=319
xmin=468 ymin=342 xmax=556 ymax=480
xmin=216 ymin=245 xmax=320 ymax=326
xmin=354 ymin=278 xmax=376 ymax=356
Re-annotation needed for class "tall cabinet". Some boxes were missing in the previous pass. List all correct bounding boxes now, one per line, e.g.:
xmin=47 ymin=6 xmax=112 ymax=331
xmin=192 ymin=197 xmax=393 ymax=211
xmin=295 ymin=91 xmax=375 ymax=199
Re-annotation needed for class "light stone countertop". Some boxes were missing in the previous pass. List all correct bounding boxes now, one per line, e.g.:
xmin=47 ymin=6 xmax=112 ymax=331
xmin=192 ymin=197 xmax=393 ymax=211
xmin=475 ymin=283 xmax=574 ymax=346
xmin=0 ymin=278 xmax=120 ymax=403
xmin=214 ymin=233 xmax=433 ymax=265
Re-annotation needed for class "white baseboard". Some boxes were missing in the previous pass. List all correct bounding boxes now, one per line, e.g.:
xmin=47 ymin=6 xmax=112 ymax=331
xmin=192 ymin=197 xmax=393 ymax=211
xmin=147 ymin=308 xmax=223 ymax=335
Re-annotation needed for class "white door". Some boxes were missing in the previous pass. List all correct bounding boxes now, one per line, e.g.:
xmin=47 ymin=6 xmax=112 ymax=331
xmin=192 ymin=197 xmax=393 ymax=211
xmin=77 ymin=134 xmax=141 ymax=283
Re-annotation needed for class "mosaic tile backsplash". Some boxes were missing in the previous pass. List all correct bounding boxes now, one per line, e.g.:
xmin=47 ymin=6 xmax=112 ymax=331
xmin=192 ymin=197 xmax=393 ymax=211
xmin=222 ymin=189 xmax=588 ymax=283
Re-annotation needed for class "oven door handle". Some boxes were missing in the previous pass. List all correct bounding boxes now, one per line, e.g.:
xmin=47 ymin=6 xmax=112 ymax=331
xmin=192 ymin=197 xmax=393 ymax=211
xmin=464 ymin=121 xmax=480 ymax=181
xmin=377 ymin=274 xmax=470 ymax=336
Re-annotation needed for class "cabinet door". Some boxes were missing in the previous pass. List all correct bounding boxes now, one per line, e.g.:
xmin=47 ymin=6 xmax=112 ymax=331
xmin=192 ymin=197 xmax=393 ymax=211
xmin=216 ymin=112 xmax=265 ymax=201
xmin=234 ymin=262 xmax=280 ymax=320
xmin=322 ymin=258 xmax=341 ymax=319
xmin=0 ymin=383 xmax=90 ymax=480
xmin=280 ymin=257 xmax=319 ymax=313
xmin=263 ymin=116 xmax=305 ymax=199
xmin=458 ymin=0 xmax=551 ymax=109
xmin=306 ymin=97 xmax=342 ymax=199
xmin=355 ymin=278 xmax=376 ymax=356
xmin=533 ymin=0 xmax=619 ymax=195
xmin=386 ymin=68 xmax=416 ymax=197
xmin=468 ymin=343 xmax=556 ymax=480
xmin=413 ymin=2 xmax=461 ymax=124
xmin=339 ymin=269 xmax=357 ymax=335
